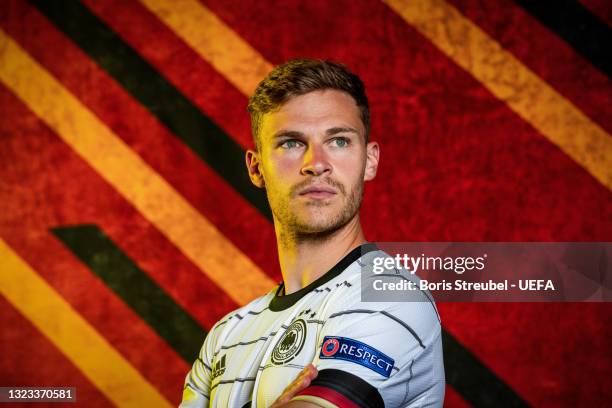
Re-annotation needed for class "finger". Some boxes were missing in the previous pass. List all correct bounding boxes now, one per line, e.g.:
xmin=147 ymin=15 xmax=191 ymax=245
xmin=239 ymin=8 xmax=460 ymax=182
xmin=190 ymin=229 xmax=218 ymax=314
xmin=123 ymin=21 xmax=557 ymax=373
xmin=271 ymin=364 xmax=320 ymax=407
xmin=291 ymin=365 xmax=316 ymax=386
xmin=305 ymin=363 xmax=318 ymax=379
xmin=295 ymin=366 xmax=317 ymax=387
xmin=276 ymin=375 xmax=311 ymax=404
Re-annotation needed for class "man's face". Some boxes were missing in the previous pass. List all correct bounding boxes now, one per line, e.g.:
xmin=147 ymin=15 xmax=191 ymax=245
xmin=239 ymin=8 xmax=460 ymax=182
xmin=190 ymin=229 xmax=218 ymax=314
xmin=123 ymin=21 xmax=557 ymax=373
xmin=247 ymin=90 xmax=379 ymax=236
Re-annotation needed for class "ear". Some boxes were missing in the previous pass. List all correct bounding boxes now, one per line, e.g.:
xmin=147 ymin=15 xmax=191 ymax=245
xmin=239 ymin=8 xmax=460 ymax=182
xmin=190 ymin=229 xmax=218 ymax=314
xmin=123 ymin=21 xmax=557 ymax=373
xmin=363 ymin=141 xmax=379 ymax=181
xmin=246 ymin=149 xmax=265 ymax=188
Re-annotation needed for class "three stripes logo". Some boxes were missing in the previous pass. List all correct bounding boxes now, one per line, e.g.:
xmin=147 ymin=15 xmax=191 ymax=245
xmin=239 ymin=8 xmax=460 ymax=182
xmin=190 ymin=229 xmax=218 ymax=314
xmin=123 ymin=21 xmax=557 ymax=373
xmin=212 ymin=354 xmax=226 ymax=380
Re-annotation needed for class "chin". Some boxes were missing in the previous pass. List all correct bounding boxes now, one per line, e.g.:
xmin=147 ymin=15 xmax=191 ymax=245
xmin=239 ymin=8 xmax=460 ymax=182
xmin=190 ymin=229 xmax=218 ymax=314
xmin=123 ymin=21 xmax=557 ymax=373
xmin=294 ymin=212 xmax=349 ymax=235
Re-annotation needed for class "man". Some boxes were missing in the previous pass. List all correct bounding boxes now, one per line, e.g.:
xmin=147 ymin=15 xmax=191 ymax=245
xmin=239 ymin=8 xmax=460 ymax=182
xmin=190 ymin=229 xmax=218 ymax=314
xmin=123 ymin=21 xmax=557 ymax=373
xmin=180 ymin=59 xmax=444 ymax=407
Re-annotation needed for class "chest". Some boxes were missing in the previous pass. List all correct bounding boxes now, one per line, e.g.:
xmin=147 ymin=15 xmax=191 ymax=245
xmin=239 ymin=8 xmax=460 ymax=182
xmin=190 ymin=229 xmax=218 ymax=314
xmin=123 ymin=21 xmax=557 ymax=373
xmin=209 ymin=307 xmax=326 ymax=407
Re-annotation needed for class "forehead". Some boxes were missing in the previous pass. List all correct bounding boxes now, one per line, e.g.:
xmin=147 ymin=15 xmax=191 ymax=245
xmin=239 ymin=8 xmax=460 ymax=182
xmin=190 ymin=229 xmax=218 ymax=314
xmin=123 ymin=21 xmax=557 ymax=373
xmin=259 ymin=90 xmax=364 ymax=139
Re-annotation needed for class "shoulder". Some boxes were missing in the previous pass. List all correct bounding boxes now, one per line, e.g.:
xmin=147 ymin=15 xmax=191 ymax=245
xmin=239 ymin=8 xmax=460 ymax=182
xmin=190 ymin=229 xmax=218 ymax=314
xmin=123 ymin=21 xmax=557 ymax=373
xmin=209 ymin=286 xmax=279 ymax=336
xmin=321 ymin=249 xmax=441 ymax=347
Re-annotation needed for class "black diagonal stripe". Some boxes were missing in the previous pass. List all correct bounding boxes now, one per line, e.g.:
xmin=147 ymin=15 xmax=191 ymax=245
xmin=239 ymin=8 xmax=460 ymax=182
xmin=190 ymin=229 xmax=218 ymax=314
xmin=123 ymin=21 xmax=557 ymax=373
xmin=513 ymin=0 xmax=611 ymax=78
xmin=443 ymin=330 xmax=530 ymax=407
xmin=52 ymin=224 xmax=206 ymax=363
xmin=30 ymin=0 xmax=271 ymax=220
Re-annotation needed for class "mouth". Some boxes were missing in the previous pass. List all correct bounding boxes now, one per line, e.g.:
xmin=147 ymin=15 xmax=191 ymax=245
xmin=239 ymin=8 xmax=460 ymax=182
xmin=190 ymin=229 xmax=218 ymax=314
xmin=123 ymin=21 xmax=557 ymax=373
xmin=298 ymin=185 xmax=338 ymax=199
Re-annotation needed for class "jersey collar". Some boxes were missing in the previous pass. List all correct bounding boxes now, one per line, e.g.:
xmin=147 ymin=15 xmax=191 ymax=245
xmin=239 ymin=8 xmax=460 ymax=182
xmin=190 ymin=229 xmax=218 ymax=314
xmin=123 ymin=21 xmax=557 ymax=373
xmin=269 ymin=243 xmax=378 ymax=312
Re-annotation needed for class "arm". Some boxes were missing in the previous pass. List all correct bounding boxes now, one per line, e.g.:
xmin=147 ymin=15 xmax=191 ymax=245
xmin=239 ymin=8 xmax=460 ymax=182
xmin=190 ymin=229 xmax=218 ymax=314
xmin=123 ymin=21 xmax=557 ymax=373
xmin=273 ymin=365 xmax=388 ymax=408
xmin=293 ymin=276 xmax=444 ymax=407
xmin=276 ymin=253 xmax=445 ymax=407
xmin=274 ymin=308 xmax=444 ymax=407
xmin=179 ymin=355 xmax=212 ymax=407
xmin=179 ymin=329 xmax=216 ymax=407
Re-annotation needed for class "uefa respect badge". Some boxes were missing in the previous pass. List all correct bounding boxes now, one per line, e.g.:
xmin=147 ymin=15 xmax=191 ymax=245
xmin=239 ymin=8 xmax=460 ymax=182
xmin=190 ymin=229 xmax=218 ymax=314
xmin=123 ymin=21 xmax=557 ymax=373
xmin=319 ymin=336 xmax=394 ymax=378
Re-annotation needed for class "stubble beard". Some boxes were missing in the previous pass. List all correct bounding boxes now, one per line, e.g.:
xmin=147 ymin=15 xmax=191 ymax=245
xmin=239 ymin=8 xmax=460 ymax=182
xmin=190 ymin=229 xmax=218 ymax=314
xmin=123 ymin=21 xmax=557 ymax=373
xmin=269 ymin=176 xmax=364 ymax=243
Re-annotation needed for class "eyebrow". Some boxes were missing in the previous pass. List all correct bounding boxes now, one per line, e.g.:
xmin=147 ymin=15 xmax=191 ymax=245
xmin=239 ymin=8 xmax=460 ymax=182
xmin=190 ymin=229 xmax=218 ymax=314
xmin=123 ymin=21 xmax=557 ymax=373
xmin=272 ymin=130 xmax=304 ymax=139
xmin=272 ymin=127 xmax=359 ymax=139
xmin=325 ymin=127 xmax=359 ymax=136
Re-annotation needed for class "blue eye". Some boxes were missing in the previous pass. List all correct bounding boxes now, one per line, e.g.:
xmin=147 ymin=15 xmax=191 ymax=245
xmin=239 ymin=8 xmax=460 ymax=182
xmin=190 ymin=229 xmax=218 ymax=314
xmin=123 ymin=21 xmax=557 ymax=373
xmin=281 ymin=140 xmax=301 ymax=149
xmin=332 ymin=138 xmax=349 ymax=147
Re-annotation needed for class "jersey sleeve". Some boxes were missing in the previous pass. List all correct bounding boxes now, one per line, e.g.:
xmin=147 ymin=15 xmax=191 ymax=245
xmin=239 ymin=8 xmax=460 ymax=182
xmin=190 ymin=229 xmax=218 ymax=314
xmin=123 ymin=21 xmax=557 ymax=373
xmin=179 ymin=316 xmax=228 ymax=408
xmin=295 ymin=268 xmax=445 ymax=407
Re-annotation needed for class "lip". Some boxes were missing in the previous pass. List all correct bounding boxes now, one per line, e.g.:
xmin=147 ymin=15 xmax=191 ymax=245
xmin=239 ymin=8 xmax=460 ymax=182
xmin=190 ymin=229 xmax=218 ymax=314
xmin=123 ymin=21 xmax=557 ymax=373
xmin=298 ymin=185 xmax=338 ymax=199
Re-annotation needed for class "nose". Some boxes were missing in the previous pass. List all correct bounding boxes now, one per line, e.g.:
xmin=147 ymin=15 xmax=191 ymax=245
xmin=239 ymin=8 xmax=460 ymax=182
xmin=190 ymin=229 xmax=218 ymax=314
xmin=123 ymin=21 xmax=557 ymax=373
xmin=300 ymin=142 xmax=331 ymax=177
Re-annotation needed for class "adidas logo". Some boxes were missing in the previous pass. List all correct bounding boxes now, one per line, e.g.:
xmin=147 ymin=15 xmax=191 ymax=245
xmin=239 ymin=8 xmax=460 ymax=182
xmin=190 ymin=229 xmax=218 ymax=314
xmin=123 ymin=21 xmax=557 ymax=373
xmin=212 ymin=354 xmax=226 ymax=379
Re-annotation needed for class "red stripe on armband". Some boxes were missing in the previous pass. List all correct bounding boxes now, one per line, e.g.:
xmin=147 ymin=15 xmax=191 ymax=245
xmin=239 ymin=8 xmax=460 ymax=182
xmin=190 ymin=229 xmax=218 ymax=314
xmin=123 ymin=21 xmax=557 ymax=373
xmin=296 ymin=385 xmax=360 ymax=408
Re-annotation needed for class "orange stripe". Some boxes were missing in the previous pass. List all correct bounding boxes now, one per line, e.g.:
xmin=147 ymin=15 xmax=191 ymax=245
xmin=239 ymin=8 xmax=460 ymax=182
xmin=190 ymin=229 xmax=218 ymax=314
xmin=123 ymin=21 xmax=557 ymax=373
xmin=138 ymin=0 xmax=272 ymax=95
xmin=143 ymin=0 xmax=611 ymax=191
xmin=0 ymin=238 xmax=172 ymax=407
xmin=0 ymin=28 xmax=276 ymax=305
xmin=384 ymin=0 xmax=612 ymax=190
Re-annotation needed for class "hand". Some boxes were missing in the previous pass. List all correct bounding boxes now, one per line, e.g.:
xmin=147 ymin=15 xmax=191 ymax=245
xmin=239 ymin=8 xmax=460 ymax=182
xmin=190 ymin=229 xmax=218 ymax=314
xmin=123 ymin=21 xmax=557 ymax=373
xmin=270 ymin=364 xmax=318 ymax=407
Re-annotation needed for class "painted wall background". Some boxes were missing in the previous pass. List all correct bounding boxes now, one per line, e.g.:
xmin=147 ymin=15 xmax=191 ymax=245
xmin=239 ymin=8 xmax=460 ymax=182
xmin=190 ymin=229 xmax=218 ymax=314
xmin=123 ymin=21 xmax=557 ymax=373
xmin=0 ymin=0 xmax=610 ymax=406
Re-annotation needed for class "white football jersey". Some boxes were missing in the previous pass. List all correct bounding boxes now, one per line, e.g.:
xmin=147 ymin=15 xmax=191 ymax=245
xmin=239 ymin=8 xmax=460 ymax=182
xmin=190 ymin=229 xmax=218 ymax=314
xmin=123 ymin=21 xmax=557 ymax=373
xmin=180 ymin=244 xmax=445 ymax=407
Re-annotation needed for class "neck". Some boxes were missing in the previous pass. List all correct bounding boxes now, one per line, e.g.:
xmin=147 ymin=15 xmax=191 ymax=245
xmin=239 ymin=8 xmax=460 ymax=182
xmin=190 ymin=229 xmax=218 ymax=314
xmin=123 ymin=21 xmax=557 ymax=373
xmin=275 ymin=215 xmax=367 ymax=295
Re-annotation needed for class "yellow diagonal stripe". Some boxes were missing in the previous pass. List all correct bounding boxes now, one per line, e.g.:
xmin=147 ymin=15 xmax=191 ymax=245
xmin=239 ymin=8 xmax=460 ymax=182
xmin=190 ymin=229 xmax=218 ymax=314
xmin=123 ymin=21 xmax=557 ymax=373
xmin=139 ymin=0 xmax=272 ymax=95
xmin=0 ymin=239 xmax=172 ymax=407
xmin=0 ymin=30 xmax=275 ymax=305
xmin=384 ymin=0 xmax=612 ymax=190
xmin=144 ymin=0 xmax=611 ymax=190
